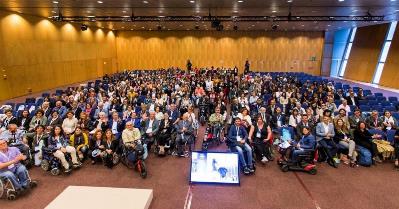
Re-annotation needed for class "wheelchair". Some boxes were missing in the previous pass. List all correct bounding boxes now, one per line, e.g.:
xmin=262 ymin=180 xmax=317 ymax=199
xmin=8 ymin=142 xmax=33 ymax=169
xmin=277 ymin=145 xmax=317 ymax=175
xmin=202 ymin=123 xmax=225 ymax=151
xmin=120 ymin=140 xmax=147 ymax=179
xmin=0 ymin=171 xmax=36 ymax=200
xmin=40 ymin=147 xmax=73 ymax=176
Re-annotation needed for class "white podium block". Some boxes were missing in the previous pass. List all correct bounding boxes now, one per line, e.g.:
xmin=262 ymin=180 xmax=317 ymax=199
xmin=45 ymin=186 xmax=153 ymax=209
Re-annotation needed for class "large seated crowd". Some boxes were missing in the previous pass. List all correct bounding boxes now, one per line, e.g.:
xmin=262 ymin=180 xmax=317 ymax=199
xmin=1 ymin=67 xmax=399 ymax=198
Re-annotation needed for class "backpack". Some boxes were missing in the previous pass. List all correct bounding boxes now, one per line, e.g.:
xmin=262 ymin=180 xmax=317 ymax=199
xmin=357 ymin=146 xmax=372 ymax=167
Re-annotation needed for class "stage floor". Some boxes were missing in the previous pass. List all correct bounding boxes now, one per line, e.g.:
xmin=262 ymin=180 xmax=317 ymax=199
xmin=45 ymin=186 xmax=153 ymax=209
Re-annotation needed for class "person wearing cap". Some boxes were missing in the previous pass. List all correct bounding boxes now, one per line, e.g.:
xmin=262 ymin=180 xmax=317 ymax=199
xmin=0 ymin=138 xmax=37 ymax=194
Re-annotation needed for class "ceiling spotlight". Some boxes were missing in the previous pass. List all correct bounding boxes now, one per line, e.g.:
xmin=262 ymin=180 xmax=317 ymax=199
xmin=143 ymin=1 xmax=149 ymax=3
xmin=287 ymin=0 xmax=293 ymax=2
xmin=97 ymin=1 xmax=103 ymax=3
xmin=238 ymin=0 xmax=244 ymax=2
xmin=80 ymin=24 xmax=88 ymax=31
xmin=190 ymin=0 xmax=195 ymax=3
xmin=53 ymin=1 xmax=59 ymax=4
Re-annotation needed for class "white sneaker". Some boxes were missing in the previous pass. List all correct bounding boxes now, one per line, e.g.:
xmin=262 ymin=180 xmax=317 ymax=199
xmin=261 ymin=157 xmax=268 ymax=163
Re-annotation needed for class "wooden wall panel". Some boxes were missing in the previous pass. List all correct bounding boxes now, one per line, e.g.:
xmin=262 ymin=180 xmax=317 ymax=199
xmin=379 ymin=28 xmax=399 ymax=89
xmin=344 ymin=24 xmax=389 ymax=82
xmin=116 ymin=31 xmax=324 ymax=74
xmin=0 ymin=10 xmax=117 ymax=101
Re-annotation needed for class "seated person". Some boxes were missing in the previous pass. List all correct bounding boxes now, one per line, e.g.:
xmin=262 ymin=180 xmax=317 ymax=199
xmin=0 ymin=138 xmax=37 ymax=194
xmin=227 ymin=117 xmax=254 ymax=175
xmin=296 ymin=114 xmax=315 ymax=140
xmin=394 ymin=128 xmax=399 ymax=168
xmin=209 ymin=107 xmax=225 ymax=138
xmin=16 ymin=110 xmax=31 ymax=131
xmin=158 ymin=112 xmax=173 ymax=155
xmin=69 ymin=127 xmax=89 ymax=160
xmin=334 ymin=119 xmax=357 ymax=167
xmin=290 ymin=127 xmax=316 ymax=164
xmin=0 ymin=108 xmax=17 ymax=132
xmin=316 ymin=115 xmax=338 ymax=168
xmin=349 ymin=108 xmax=365 ymax=129
xmin=106 ymin=112 xmax=125 ymax=140
xmin=0 ymin=124 xmax=30 ymax=162
xmin=90 ymin=112 xmax=108 ymax=134
xmin=29 ymin=109 xmax=48 ymax=132
xmin=47 ymin=125 xmax=81 ymax=173
xmin=47 ymin=111 xmax=63 ymax=128
xmin=88 ymin=130 xmax=104 ymax=164
xmin=354 ymin=122 xmax=382 ymax=163
xmin=102 ymin=129 xmax=119 ymax=168
xmin=121 ymin=122 xmax=142 ymax=163
xmin=174 ymin=113 xmax=194 ymax=157
xmin=381 ymin=110 xmax=397 ymax=131
xmin=142 ymin=111 xmax=160 ymax=151
xmin=23 ymin=125 xmax=48 ymax=166
xmin=248 ymin=115 xmax=272 ymax=164
xmin=366 ymin=110 xmax=383 ymax=130
xmin=237 ymin=108 xmax=252 ymax=131
xmin=271 ymin=107 xmax=285 ymax=129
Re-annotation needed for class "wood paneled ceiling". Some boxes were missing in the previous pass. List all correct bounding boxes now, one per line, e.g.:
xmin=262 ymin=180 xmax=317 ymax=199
xmin=1 ymin=0 xmax=399 ymax=31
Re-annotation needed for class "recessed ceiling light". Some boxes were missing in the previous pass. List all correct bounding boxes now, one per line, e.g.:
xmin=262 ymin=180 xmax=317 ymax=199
xmin=252 ymin=24 xmax=255 ymax=27
xmin=287 ymin=0 xmax=293 ymax=2
xmin=233 ymin=10 xmax=238 ymax=13
xmin=122 ymin=10 xmax=127 ymax=13
xmin=130 ymin=29 xmax=133 ymax=30
xmin=272 ymin=10 xmax=277 ymax=13
xmin=158 ymin=15 xmax=165 ymax=17
xmin=142 ymin=26 xmax=145 ymax=28
xmin=97 ymin=1 xmax=103 ymax=3
xmin=53 ymin=1 xmax=59 ymax=4
xmin=52 ymin=11 xmax=57 ymax=13
xmin=190 ymin=0 xmax=195 ymax=3
xmin=87 ymin=15 xmax=95 ymax=18
xmin=338 ymin=0 xmax=344 ymax=2
xmin=238 ymin=0 xmax=244 ymax=2
xmin=143 ymin=1 xmax=149 ymax=4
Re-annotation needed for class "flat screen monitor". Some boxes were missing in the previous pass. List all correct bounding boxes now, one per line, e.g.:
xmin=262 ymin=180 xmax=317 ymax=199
xmin=190 ymin=151 xmax=240 ymax=185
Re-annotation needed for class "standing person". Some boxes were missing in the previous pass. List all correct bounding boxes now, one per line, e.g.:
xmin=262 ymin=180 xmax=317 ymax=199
xmin=248 ymin=116 xmax=273 ymax=164
xmin=244 ymin=59 xmax=250 ymax=74
xmin=186 ymin=59 xmax=192 ymax=74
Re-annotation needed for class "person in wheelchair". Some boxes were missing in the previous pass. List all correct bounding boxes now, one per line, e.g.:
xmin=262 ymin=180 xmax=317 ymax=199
xmin=0 ymin=124 xmax=31 ymax=166
xmin=158 ymin=112 xmax=173 ymax=156
xmin=175 ymin=113 xmax=194 ymax=157
xmin=289 ymin=127 xmax=316 ymax=165
xmin=23 ymin=125 xmax=48 ymax=166
xmin=47 ymin=125 xmax=81 ymax=173
xmin=69 ymin=127 xmax=89 ymax=161
xmin=121 ymin=122 xmax=142 ymax=163
xmin=208 ymin=107 xmax=225 ymax=141
xmin=0 ymin=138 xmax=37 ymax=195
xmin=142 ymin=112 xmax=160 ymax=152
xmin=248 ymin=115 xmax=273 ymax=164
xmin=226 ymin=117 xmax=255 ymax=175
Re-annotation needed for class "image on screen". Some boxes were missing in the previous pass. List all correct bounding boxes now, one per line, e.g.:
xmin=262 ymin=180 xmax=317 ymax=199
xmin=190 ymin=151 xmax=239 ymax=185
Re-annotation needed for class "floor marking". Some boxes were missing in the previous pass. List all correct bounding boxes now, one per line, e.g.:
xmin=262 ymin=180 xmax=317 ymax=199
xmin=294 ymin=172 xmax=322 ymax=209
xmin=184 ymin=185 xmax=193 ymax=209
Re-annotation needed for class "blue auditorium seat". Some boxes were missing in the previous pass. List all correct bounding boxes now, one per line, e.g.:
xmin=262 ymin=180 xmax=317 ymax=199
xmin=374 ymin=93 xmax=383 ymax=97
xmin=388 ymin=97 xmax=398 ymax=102
xmin=384 ymin=106 xmax=396 ymax=112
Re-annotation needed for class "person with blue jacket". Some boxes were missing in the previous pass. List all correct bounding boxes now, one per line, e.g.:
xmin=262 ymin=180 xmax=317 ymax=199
xmin=291 ymin=127 xmax=316 ymax=163
xmin=227 ymin=117 xmax=254 ymax=175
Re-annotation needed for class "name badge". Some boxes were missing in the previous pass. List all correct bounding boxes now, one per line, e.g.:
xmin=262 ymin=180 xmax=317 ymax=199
xmin=277 ymin=121 xmax=282 ymax=127
xmin=237 ymin=136 xmax=242 ymax=141
xmin=256 ymin=132 xmax=261 ymax=138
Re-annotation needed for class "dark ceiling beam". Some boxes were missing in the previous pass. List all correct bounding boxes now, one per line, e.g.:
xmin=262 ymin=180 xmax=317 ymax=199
xmin=51 ymin=15 xmax=385 ymax=22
